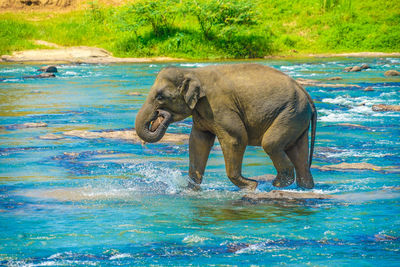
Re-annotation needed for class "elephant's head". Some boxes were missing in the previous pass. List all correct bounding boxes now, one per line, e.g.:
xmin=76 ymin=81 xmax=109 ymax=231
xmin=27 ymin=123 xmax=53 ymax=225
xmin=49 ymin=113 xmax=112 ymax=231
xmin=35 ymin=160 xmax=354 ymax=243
xmin=135 ymin=67 xmax=205 ymax=143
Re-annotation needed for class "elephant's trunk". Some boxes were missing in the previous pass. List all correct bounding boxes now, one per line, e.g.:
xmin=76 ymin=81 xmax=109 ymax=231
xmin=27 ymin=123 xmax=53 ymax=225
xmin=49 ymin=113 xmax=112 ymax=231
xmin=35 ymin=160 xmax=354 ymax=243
xmin=135 ymin=106 xmax=172 ymax=143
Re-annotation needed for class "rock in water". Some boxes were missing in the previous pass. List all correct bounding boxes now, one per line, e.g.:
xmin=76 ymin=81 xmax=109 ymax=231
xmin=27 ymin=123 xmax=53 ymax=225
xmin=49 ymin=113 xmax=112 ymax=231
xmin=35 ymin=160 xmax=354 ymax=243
xmin=350 ymin=66 xmax=362 ymax=72
xmin=24 ymin=73 xmax=55 ymax=79
xmin=361 ymin=64 xmax=370 ymax=70
xmin=242 ymin=190 xmax=333 ymax=202
xmin=317 ymin=162 xmax=384 ymax=171
xmin=326 ymin=77 xmax=342 ymax=81
xmin=38 ymin=65 xmax=58 ymax=73
xmin=22 ymin=122 xmax=48 ymax=128
xmin=384 ymin=70 xmax=400 ymax=76
xmin=372 ymin=104 xmax=400 ymax=112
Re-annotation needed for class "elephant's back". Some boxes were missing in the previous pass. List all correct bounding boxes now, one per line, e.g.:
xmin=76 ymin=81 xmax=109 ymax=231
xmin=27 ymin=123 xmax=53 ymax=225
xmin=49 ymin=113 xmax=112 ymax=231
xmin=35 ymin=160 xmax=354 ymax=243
xmin=198 ymin=64 xmax=311 ymax=145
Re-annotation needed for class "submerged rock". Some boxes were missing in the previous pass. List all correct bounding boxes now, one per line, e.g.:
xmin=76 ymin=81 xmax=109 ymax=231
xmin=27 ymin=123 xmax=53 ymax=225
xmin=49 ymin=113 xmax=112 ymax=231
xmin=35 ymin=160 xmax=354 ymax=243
xmin=296 ymin=78 xmax=360 ymax=88
xmin=384 ymin=70 xmax=400 ymax=76
xmin=23 ymin=122 xmax=48 ymax=128
xmin=372 ymin=104 xmax=400 ymax=112
xmin=326 ymin=77 xmax=342 ymax=81
xmin=63 ymin=129 xmax=189 ymax=144
xmin=24 ymin=73 xmax=55 ymax=79
xmin=363 ymin=86 xmax=374 ymax=92
xmin=242 ymin=190 xmax=333 ymax=201
xmin=39 ymin=133 xmax=64 ymax=140
xmin=336 ymin=123 xmax=370 ymax=130
xmin=3 ymin=122 xmax=48 ymax=129
xmin=316 ymin=162 xmax=384 ymax=171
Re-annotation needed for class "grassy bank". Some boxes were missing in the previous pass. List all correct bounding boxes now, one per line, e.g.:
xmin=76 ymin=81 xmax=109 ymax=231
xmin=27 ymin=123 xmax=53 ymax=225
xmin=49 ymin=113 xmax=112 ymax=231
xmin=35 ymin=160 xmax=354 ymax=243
xmin=1 ymin=0 xmax=399 ymax=59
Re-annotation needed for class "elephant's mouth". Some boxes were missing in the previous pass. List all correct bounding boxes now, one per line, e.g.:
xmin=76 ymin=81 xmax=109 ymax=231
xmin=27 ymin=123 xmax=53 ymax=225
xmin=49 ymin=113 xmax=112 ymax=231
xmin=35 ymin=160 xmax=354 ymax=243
xmin=149 ymin=110 xmax=172 ymax=132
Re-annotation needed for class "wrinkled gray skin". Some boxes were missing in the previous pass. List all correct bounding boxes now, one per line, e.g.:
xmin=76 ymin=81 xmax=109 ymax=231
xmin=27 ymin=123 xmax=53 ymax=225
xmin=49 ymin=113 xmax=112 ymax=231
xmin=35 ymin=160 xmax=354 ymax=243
xmin=135 ymin=64 xmax=317 ymax=190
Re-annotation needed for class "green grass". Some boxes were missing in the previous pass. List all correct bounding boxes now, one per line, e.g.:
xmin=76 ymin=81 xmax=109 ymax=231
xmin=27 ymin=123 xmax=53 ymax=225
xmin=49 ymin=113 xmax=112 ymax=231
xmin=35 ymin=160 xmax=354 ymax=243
xmin=0 ymin=0 xmax=399 ymax=59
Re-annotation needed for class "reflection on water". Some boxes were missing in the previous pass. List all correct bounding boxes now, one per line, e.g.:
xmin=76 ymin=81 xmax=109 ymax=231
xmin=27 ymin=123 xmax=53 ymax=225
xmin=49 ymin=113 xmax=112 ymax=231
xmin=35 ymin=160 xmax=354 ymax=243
xmin=0 ymin=59 xmax=399 ymax=265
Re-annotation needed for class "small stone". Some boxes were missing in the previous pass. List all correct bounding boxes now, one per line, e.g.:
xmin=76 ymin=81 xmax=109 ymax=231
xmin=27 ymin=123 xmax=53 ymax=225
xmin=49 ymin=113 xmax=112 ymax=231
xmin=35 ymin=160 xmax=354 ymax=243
xmin=384 ymin=70 xmax=400 ymax=76
xmin=372 ymin=104 xmax=400 ymax=112
xmin=364 ymin=87 xmax=374 ymax=92
xmin=350 ymin=66 xmax=362 ymax=72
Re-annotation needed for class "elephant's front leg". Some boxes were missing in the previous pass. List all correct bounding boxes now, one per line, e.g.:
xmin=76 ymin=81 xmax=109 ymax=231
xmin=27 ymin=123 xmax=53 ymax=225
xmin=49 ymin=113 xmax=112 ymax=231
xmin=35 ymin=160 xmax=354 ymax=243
xmin=219 ymin=135 xmax=258 ymax=191
xmin=188 ymin=126 xmax=216 ymax=187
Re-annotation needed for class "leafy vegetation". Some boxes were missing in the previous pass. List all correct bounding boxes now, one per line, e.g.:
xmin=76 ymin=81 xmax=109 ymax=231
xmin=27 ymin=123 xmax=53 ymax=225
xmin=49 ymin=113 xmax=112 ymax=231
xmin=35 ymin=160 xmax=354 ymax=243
xmin=0 ymin=0 xmax=399 ymax=59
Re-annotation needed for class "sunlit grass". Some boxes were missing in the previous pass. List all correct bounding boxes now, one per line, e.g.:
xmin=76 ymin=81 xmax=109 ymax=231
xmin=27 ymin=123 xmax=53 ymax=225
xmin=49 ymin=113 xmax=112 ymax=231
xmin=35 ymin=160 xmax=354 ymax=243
xmin=0 ymin=0 xmax=399 ymax=58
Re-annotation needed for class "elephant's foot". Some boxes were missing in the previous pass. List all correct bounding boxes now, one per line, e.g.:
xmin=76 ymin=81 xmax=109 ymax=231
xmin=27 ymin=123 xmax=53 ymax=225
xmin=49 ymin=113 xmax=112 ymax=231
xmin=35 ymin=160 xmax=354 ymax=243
xmin=229 ymin=176 xmax=258 ymax=191
xmin=186 ymin=179 xmax=202 ymax=191
xmin=272 ymin=170 xmax=295 ymax=188
xmin=296 ymin=174 xmax=315 ymax=189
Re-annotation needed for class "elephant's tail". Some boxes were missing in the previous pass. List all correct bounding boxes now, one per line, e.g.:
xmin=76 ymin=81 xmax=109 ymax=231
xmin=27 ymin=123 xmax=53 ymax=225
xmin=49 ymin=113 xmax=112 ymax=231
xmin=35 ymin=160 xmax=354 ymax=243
xmin=297 ymin=83 xmax=317 ymax=168
xmin=309 ymin=104 xmax=317 ymax=168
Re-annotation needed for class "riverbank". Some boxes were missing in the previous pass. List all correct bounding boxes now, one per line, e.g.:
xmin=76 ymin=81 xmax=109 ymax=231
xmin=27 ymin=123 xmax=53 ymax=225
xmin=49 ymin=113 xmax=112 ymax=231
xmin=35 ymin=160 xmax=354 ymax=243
xmin=1 ymin=0 xmax=399 ymax=60
xmin=0 ymin=44 xmax=185 ymax=64
xmin=1 ymin=44 xmax=399 ymax=64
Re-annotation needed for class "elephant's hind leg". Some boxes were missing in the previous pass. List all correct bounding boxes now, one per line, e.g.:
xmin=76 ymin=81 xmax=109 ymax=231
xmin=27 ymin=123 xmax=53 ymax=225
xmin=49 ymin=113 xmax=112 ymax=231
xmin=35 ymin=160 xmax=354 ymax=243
xmin=286 ymin=130 xmax=314 ymax=189
xmin=261 ymin=121 xmax=296 ymax=188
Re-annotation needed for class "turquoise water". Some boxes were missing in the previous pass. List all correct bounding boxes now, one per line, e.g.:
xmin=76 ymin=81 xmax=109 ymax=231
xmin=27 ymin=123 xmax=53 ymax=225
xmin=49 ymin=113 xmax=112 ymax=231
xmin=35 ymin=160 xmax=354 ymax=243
xmin=0 ymin=58 xmax=399 ymax=266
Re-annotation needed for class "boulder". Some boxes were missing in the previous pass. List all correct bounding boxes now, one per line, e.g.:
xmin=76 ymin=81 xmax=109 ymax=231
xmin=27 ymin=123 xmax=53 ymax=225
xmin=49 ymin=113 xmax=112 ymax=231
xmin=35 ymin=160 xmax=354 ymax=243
xmin=344 ymin=67 xmax=353 ymax=72
xmin=24 ymin=73 xmax=55 ymax=79
xmin=242 ymin=190 xmax=333 ymax=202
xmin=372 ymin=104 xmax=400 ymax=112
xmin=38 ymin=65 xmax=58 ymax=73
xmin=384 ymin=70 xmax=400 ymax=76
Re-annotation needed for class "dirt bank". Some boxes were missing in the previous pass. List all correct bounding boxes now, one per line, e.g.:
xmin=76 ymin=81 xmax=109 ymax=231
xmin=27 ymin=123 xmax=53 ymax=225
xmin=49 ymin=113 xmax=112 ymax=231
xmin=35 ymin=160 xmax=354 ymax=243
xmin=1 ymin=42 xmax=184 ymax=63
xmin=1 ymin=41 xmax=399 ymax=64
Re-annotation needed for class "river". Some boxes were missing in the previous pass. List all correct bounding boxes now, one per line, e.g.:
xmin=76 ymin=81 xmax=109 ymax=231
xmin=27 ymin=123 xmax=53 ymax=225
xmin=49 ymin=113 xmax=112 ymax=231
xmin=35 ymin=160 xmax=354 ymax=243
xmin=0 ymin=58 xmax=399 ymax=265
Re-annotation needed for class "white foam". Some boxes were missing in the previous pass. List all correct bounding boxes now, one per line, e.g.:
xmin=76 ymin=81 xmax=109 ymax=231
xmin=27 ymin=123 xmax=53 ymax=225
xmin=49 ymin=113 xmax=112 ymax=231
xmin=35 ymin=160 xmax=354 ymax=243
xmin=182 ymin=235 xmax=210 ymax=244
xmin=110 ymin=253 xmax=133 ymax=260
xmin=179 ymin=63 xmax=210 ymax=68
xmin=235 ymin=243 xmax=267 ymax=254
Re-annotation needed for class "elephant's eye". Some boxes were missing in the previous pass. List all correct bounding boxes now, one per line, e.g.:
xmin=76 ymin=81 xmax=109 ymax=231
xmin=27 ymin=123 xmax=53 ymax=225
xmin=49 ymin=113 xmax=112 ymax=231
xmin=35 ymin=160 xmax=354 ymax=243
xmin=156 ymin=93 xmax=165 ymax=101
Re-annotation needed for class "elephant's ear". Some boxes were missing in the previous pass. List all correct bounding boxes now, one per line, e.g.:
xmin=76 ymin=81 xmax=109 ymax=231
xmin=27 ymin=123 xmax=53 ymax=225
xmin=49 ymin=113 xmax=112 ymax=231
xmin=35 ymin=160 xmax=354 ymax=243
xmin=179 ymin=73 xmax=205 ymax=110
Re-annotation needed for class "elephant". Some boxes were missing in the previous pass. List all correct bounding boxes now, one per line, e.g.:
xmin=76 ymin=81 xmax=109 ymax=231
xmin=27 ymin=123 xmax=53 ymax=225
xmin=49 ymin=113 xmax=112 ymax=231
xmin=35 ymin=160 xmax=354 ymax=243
xmin=135 ymin=63 xmax=317 ymax=190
